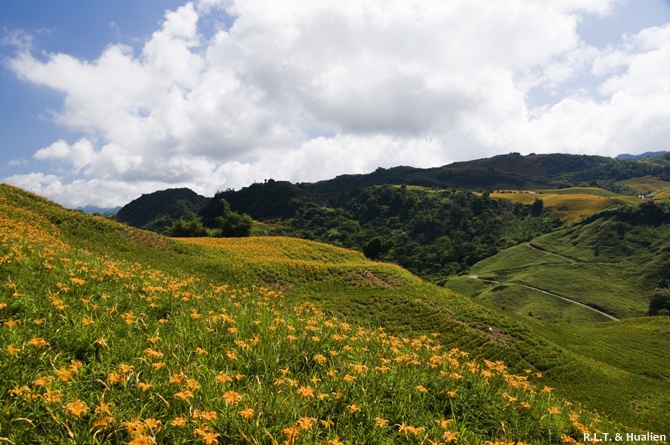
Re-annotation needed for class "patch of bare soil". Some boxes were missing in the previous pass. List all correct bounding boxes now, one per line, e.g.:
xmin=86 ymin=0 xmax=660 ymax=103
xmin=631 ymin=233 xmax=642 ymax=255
xmin=264 ymin=280 xmax=294 ymax=293
xmin=123 ymin=230 xmax=171 ymax=248
xmin=481 ymin=326 xmax=513 ymax=343
xmin=344 ymin=269 xmax=405 ymax=288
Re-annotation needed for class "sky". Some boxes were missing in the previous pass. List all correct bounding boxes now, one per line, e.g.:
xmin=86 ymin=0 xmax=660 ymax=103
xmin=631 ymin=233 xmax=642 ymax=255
xmin=2 ymin=0 xmax=670 ymax=208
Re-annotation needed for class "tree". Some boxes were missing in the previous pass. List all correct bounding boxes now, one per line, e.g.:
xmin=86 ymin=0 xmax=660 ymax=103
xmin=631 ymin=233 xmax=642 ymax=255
xmin=530 ymin=198 xmax=544 ymax=217
xmin=648 ymin=288 xmax=670 ymax=315
xmin=216 ymin=199 xmax=253 ymax=237
xmin=496 ymin=271 xmax=508 ymax=288
xmin=167 ymin=218 xmax=208 ymax=237
xmin=362 ymin=236 xmax=394 ymax=260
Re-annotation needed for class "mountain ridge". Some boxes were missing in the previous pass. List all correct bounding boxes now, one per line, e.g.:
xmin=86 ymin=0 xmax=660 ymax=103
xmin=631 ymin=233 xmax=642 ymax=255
xmin=615 ymin=150 xmax=668 ymax=160
xmin=116 ymin=152 xmax=670 ymax=231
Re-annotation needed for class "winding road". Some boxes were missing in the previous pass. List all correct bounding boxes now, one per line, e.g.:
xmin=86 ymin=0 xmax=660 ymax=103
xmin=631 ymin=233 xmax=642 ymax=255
xmin=468 ymin=275 xmax=620 ymax=322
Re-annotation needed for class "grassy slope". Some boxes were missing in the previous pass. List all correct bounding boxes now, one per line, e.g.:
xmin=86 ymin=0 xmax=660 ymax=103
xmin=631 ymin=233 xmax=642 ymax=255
xmin=444 ymin=218 xmax=670 ymax=432
xmin=619 ymin=175 xmax=670 ymax=196
xmin=0 ymin=184 xmax=667 ymax=439
xmin=446 ymin=278 xmax=612 ymax=324
xmin=464 ymin=241 xmax=650 ymax=319
xmin=462 ymin=212 xmax=670 ymax=319
xmin=491 ymin=188 xmax=640 ymax=225
xmin=180 ymin=239 xmax=670 ymax=432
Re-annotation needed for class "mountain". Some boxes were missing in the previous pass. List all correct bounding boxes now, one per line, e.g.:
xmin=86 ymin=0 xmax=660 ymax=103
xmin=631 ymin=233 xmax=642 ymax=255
xmin=616 ymin=150 xmax=668 ymax=160
xmin=116 ymin=187 xmax=210 ymax=233
xmin=76 ymin=204 xmax=122 ymax=215
xmin=304 ymin=152 xmax=670 ymax=198
xmin=113 ymin=152 xmax=670 ymax=284
xmin=117 ymin=152 xmax=670 ymax=234
xmin=200 ymin=179 xmax=327 ymax=225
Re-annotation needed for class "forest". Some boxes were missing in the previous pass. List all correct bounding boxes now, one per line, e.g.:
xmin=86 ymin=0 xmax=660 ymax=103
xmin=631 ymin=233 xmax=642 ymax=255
xmin=187 ymin=185 xmax=560 ymax=283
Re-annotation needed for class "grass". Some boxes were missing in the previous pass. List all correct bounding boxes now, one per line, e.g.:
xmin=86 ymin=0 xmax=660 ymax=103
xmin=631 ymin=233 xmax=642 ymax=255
xmin=491 ymin=188 xmax=640 ymax=225
xmin=442 ymin=215 xmax=670 ymax=432
xmin=445 ymin=278 xmax=612 ymax=324
xmin=465 ymin=235 xmax=657 ymax=319
xmin=1 ymin=183 xmax=668 ymax=441
xmin=179 ymin=237 xmax=670 ymax=432
xmin=537 ymin=317 xmax=670 ymax=382
xmin=618 ymin=176 xmax=670 ymax=196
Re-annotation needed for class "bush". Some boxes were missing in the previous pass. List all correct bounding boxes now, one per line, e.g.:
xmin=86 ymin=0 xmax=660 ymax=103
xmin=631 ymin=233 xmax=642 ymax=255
xmin=216 ymin=199 xmax=253 ymax=237
xmin=362 ymin=236 xmax=394 ymax=260
xmin=648 ymin=288 xmax=670 ymax=315
xmin=167 ymin=217 xmax=208 ymax=237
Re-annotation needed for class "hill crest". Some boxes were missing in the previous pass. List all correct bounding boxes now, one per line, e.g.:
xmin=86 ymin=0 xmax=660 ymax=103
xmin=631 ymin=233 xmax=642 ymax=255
xmin=116 ymin=187 xmax=210 ymax=233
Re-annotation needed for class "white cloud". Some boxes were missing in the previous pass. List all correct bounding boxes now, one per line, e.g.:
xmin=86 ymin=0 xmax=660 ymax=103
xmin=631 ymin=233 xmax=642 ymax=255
xmin=34 ymin=138 xmax=96 ymax=170
xmin=6 ymin=158 xmax=28 ymax=169
xmin=1 ymin=27 xmax=36 ymax=52
xmin=5 ymin=0 xmax=670 ymax=208
xmin=489 ymin=23 xmax=670 ymax=154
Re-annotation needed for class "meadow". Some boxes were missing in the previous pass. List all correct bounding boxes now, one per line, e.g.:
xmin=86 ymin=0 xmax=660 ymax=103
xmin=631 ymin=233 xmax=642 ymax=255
xmin=463 ymin=242 xmax=649 ymax=319
xmin=443 ymin=213 xmax=670 ymax=437
xmin=0 ymin=184 xmax=666 ymax=443
xmin=490 ymin=188 xmax=640 ymax=225
xmin=618 ymin=176 xmax=670 ymax=196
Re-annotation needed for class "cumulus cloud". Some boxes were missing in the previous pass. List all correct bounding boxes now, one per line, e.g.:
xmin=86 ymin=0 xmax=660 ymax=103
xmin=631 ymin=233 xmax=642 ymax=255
xmin=34 ymin=139 xmax=96 ymax=170
xmin=4 ymin=0 xmax=670 ymax=207
xmin=488 ymin=22 xmax=670 ymax=154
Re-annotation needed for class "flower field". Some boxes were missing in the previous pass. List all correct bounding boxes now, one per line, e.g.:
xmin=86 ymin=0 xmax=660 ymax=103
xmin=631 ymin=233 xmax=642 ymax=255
xmin=490 ymin=189 xmax=639 ymax=225
xmin=0 ymin=184 xmax=616 ymax=443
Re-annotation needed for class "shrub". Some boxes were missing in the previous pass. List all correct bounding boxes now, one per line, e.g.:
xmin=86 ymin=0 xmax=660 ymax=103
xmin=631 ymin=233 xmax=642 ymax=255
xmin=167 ymin=217 xmax=208 ymax=237
xmin=648 ymin=288 xmax=670 ymax=315
xmin=216 ymin=199 xmax=253 ymax=237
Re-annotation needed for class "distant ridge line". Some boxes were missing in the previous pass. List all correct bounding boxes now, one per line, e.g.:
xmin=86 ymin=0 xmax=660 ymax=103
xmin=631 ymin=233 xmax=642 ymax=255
xmin=615 ymin=151 xmax=668 ymax=160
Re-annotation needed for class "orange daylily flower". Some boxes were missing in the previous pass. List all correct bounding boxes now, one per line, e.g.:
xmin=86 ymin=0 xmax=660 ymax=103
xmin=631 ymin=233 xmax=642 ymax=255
xmin=137 ymin=382 xmax=153 ymax=392
xmin=65 ymin=399 xmax=89 ymax=417
xmin=238 ymin=407 xmax=255 ymax=419
xmin=27 ymin=337 xmax=48 ymax=348
xmin=443 ymin=431 xmax=459 ymax=442
xmin=222 ymin=391 xmax=243 ymax=405
xmin=173 ymin=390 xmax=194 ymax=401
xmin=296 ymin=385 xmax=315 ymax=398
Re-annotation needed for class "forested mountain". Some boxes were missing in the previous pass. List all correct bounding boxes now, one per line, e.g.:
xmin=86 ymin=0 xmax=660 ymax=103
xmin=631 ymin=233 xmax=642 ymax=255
xmin=116 ymin=187 xmax=210 ymax=233
xmin=616 ymin=150 xmax=668 ymax=160
xmin=114 ymin=152 xmax=670 ymax=282
xmin=270 ymin=185 xmax=561 ymax=282
xmin=200 ymin=179 xmax=327 ymax=225
xmin=303 ymin=152 xmax=670 ymax=199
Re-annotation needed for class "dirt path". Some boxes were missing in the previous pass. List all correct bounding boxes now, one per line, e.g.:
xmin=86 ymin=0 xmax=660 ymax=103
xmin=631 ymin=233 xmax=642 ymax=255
xmin=524 ymin=242 xmax=577 ymax=263
xmin=468 ymin=275 xmax=620 ymax=322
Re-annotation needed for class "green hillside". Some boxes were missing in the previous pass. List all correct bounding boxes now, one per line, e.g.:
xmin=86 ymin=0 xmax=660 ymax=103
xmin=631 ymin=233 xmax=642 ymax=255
xmin=458 ymin=202 xmax=670 ymax=319
xmin=443 ymin=201 xmax=670 ymax=435
xmin=2 ymin=184 xmax=670 ymax=440
xmin=118 ymin=152 xmax=670 ymax=235
xmin=116 ymin=188 xmax=211 ymax=233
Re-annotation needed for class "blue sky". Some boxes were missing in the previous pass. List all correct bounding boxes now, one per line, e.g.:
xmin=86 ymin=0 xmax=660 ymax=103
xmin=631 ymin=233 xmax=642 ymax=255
xmin=2 ymin=0 xmax=670 ymax=208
